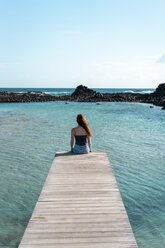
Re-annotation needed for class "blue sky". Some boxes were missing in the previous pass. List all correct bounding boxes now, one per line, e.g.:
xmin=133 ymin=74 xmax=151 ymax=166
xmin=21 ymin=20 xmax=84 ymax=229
xmin=0 ymin=0 xmax=165 ymax=88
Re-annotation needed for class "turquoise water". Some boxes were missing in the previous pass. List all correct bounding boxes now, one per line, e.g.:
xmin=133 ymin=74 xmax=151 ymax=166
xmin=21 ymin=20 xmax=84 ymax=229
xmin=0 ymin=99 xmax=165 ymax=247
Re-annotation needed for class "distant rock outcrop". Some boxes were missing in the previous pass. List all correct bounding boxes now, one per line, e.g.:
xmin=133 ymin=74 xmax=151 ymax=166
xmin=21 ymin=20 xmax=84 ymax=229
xmin=152 ymin=83 xmax=165 ymax=96
xmin=71 ymin=85 xmax=96 ymax=96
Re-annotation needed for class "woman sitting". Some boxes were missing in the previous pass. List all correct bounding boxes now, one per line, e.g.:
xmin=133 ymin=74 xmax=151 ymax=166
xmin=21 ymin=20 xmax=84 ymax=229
xmin=70 ymin=114 xmax=92 ymax=154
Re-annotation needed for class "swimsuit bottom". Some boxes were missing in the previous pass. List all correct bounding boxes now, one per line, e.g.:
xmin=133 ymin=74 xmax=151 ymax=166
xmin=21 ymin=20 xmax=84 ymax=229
xmin=73 ymin=144 xmax=89 ymax=154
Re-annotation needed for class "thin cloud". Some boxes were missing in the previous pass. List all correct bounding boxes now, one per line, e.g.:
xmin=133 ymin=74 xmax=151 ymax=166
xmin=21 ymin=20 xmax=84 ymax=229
xmin=90 ymin=61 xmax=127 ymax=67
xmin=157 ymin=54 xmax=165 ymax=63
xmin=87 ymin=59 xmax=165 ymax=88
xmin=0 ymin=62 xmax=20 ymax=69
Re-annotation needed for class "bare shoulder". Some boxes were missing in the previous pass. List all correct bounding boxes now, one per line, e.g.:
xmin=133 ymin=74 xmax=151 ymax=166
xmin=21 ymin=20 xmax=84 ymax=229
xmin=71 ymin=127 xmax=77 ymax=134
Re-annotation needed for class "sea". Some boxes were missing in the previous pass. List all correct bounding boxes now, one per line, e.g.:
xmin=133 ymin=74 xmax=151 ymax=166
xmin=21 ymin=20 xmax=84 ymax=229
xmin=0 ymin=87 xmax=165 ymax=248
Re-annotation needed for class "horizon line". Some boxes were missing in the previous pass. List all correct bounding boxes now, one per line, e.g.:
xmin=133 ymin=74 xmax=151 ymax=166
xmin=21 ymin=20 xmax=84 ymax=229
xmin=0 ymin=86 xmax=156 ymax=89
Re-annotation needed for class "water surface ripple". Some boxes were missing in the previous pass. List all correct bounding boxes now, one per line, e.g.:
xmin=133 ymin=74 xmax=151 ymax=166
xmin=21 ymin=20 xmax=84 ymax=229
xmin=0 ymin=101 xmax=165 ymax=247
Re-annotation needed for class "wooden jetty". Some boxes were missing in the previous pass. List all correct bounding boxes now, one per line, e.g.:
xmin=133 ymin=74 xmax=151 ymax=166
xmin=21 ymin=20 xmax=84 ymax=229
xmin=19 ymin=152 xmax=138 ymax=248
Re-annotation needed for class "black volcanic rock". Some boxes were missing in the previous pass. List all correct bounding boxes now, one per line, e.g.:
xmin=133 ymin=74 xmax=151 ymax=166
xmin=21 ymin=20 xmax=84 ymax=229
xmin=0 ymin=91 xmax=59 ymax=103
xmin=0 ymin=83 xmax=165 ymax=110
xmin=152 ymin=83 xmax=165 ymax=96
xmin=71 ymin=85 xmax=96 ymax=96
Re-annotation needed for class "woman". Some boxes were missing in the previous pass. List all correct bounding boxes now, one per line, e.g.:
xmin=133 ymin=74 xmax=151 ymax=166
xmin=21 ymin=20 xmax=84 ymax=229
xmin=70 ymin=114 xmax=92 ymax=154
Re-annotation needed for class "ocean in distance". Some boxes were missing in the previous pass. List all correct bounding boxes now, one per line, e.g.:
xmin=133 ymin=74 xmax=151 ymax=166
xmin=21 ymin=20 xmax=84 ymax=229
xmin=1 ymin=87 xmax=154 ymax=96
xmin=0 ymin=87 xmax=165 ymax=248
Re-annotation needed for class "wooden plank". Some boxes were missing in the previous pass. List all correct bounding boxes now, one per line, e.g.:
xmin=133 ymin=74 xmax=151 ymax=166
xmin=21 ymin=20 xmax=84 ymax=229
xmin=18 ymin=152 xmax=137 ymax=248
xmin=19 ymin=243 xmax=137 ymax=248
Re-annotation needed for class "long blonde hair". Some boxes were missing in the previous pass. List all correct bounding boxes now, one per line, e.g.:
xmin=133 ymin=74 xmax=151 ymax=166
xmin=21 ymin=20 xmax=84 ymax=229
xmin=77 ymin=114 xmax=93 ymax=136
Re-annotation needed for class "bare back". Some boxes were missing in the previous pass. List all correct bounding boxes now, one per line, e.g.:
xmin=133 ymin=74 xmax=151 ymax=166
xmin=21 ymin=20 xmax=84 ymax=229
xmin=72 ymin=126 xmax=88 ymax=136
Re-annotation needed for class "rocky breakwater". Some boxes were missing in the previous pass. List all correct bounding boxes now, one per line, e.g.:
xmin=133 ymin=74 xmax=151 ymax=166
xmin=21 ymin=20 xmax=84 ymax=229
xmin=139 ymin=83 xmax=165 ymax=109
xmin=68 ymin=85 xmax=141 ymax=103
xmin=61 ymin=84 xmax=165 ymax=110
xmin=0 ymin=91 xmax=59 ymax=103
xmin=0 ymin=83 xmax=165 ymax=109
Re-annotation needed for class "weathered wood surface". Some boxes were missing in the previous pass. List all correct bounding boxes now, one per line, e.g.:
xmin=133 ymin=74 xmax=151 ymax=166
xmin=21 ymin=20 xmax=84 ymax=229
xmin=19 ymin=152 xmax=138 ymax=248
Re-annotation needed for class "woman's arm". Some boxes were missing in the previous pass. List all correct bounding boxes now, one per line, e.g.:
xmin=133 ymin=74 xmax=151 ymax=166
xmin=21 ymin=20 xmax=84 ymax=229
xmin=70 ymin=128 xmax=75 ymax=152
xmin=87 ymin=136 xmax=92 ymax=152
